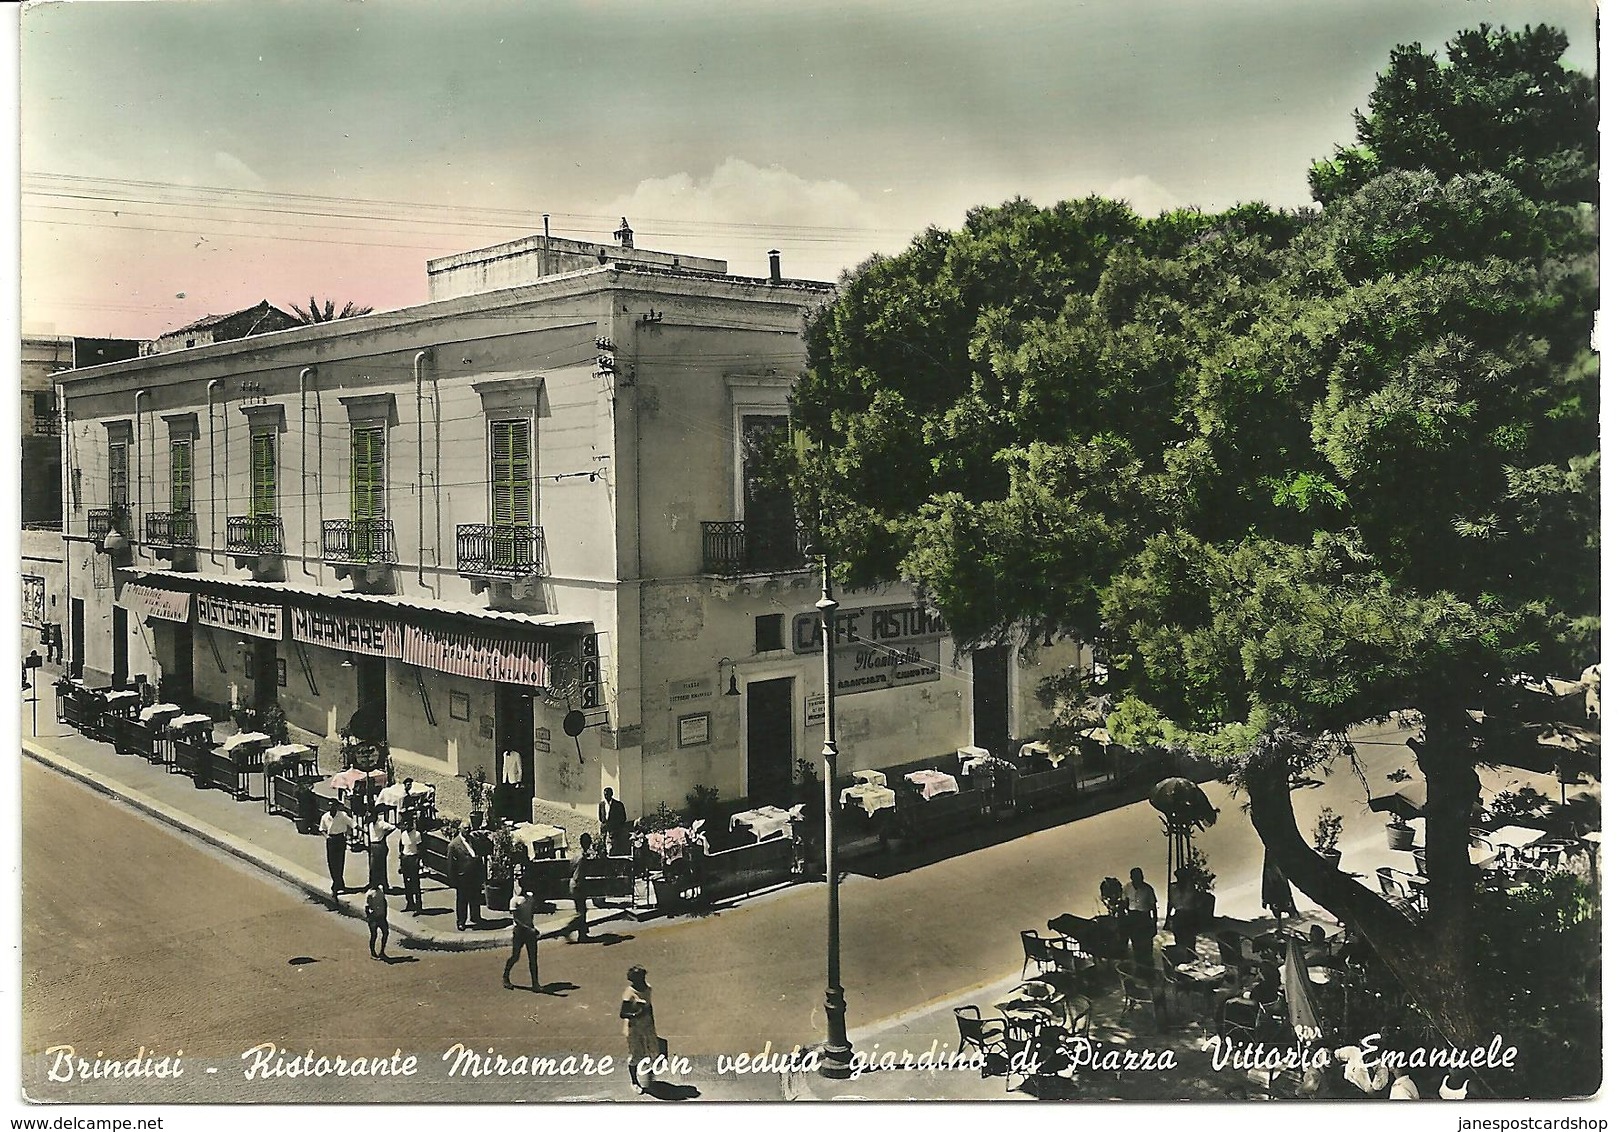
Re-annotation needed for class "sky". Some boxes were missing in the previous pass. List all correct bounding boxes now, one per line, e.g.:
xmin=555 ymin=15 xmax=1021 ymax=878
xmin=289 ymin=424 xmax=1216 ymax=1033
xmin=17 ymin=0 xmax=1600 ymax=341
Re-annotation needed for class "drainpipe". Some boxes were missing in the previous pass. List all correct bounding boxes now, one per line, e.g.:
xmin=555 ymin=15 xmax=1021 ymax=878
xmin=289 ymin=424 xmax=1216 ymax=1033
xmin=134 ymin=389 xmax=148 ymax=559
xmin=414 ymin=350 xmax=429 ymax=587
xmin=299 ymin=367 xmax=315 ymax=576
xmin=206 ymin=381 xmax=220 ymax=564
xmin=432 ymin=366 xmax=443 ymax=598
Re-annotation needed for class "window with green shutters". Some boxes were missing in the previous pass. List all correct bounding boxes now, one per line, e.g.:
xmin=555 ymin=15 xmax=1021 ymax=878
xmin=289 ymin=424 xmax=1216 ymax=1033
xmin=351 ymin=426 xmax=386 ymax=521
xmin=489 ymin=418 xmax=533 ymax=526
xmin=107 ymin=442 xmax=128 ymax=509
xmin=250 ymin=433 xmax=277 ymax=518
xmin=170 ymin=440 xmax=193 ymax=513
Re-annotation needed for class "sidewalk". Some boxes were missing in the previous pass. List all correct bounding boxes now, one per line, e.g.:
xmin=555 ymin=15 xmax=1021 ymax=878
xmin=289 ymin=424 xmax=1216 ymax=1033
xmin=20 ymin=680 xmax=629 ymax=951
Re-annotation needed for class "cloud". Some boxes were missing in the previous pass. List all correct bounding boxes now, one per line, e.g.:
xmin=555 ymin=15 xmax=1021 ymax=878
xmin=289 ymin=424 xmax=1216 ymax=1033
xmin=1099 ymin=175 xmax=1182 ymax=218
xmin=212 ymin=151 xmax=266 ymax=189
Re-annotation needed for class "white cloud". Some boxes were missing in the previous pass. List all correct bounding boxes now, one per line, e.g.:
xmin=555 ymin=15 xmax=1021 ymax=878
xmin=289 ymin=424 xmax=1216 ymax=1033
xmin=1099 ymin=174 xmax=1181 ymax=217
xmin=211 ymin=151 xmax=266 ymax=189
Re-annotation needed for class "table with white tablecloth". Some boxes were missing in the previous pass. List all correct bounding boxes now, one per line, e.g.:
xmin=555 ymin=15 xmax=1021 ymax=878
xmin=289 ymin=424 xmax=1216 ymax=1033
xmin=840 ymin=783 xmax=897 ymax=816
xmin=730 ymin=805 xmax=795 ymax=842
xmin=512 ymin=822 xmax=569 ymax=859
xmin=904 ymin=769 xmax=959 ymax=801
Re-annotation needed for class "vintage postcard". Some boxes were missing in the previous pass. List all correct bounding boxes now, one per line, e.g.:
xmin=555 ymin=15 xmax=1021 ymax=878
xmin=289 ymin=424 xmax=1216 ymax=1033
xmin=11 ymin=0 xmax=1601 ymax=1121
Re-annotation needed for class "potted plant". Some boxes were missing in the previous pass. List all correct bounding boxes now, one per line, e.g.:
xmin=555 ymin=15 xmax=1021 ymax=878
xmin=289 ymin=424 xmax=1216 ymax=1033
xmin=483 ymin=826 xmax=516 ymax=912
xmin=462 ymin=766 xmax=490 ymax=829
xmin=1314 ymin=808 xmax=1344 ymax=869
xmin=1183 ymin=846 xmax=1218 ymax=919
xmin=1386 ymin=813 xmax=1417 ymax=851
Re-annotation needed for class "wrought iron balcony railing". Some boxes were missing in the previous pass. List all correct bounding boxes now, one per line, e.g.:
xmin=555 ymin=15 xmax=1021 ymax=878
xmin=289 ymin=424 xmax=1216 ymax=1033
xmin=456 ymin=524 xmax=549 ymax=577
xmin=87 ymin=505 xmax=130 ymax=542
xmin=145 ymin=511 xmax=198 ymax=547
xmin=226 ymin=514 xmax=284 ymax=555
xmin=321 ymin=518 xmax=397 ymax=565
xmin=701 ymin=519 xmax=813 ymax=576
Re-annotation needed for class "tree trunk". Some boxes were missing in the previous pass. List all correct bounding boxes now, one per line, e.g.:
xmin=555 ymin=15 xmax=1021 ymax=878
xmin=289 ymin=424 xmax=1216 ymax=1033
xmin=1243 ymin=730 xmax=1490 ymax=1047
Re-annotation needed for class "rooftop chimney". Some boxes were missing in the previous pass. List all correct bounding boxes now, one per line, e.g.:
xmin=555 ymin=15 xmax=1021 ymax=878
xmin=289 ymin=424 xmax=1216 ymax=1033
xmin=615 ymin=217 xmax=634 ymax=249
xmin=768 ymin=249 xmax=782 ymax=283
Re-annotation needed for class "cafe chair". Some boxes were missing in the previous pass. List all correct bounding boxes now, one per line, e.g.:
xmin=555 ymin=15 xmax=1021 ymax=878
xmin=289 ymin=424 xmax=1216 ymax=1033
xmin=1045 ymin=936 xmax=1098 ymax=995
xmin=1001 ymin=1012 xmax=1066 ymax=1093
xmin=1116 ymin=961 xmax=1155 ymax=1026
xmin=1160 ymin=950 xmax=1215 ymax=1018
xmin=1063 ymin=993 xmax=1093 ymax=1039
xmin=1411 ymin=847 xmax=1428 ymax=876
xmin=1217 ymin=996 xmax=1261 ymax=1042
xmin=1215 ymin=931 xmax=1258 ymax=986
xmin=1020 ymin=929 xmax=1058 ymax=981
xmin=952 ymin=1005 xmax=1009 ymax=1075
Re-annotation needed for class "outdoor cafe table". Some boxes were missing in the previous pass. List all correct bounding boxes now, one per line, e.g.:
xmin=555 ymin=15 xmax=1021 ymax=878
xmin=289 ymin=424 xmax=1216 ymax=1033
xmin=140 ymin=702 xmax=182 ymax=724
xmin=512 ymin=822 xmax=569 ymax=859
xmin=730 ymin=805 xmax=795 ymax=842
xmin=377 ymin=780 xmax=434 ymax=820
xmin=904 ymin=769 xmax=959 ymax=800
xmin=840 ymin=782 xmax=897 ymax=816
xmin=645 ymin=827 xmax=697 ymax=863
xmin=224 ymin=730 xmax=271 ymax=753
xmin=957 ymin=746 xmax=991 ymax=776
xmin=1019 ymin=740 xmax=1066 ymax=768
xmin=1175 ymin=959 xmax=1228 ymax=989
xmin=852 ymin=769 xmax=887 ymax=787
xmin=1490 ymin=825 xmax=1549 ymax=851
xmin=327 ymin=768 xmax=387 ymax=805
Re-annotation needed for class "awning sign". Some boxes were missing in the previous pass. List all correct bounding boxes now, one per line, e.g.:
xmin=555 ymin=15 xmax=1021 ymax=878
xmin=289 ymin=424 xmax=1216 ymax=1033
xmin=291 ymin=607 xmax=402 ymax=657
xmin=119 ymin=583 xmax=193 ymax=624
xmin=196 ymin=595 xmax=283 ymax=640
xmin=401 ymin=624 xmax=549 ymax=687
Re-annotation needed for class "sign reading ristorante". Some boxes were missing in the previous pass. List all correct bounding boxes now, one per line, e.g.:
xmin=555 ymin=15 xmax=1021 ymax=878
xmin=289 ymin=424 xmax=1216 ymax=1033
xmin=196 ymin=595 xmax=283 ymax=640
xmin=791 ymin=603 xmax=947 ymax=654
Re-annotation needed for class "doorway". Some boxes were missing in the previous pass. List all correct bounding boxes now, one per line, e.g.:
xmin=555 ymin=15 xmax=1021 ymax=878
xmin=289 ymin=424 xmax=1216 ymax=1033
xmin=972 ymin=646 xmax=1011 ymax=759
xmin=251 ymin=640 xmax=279 ymax=710
xmin=111 ymin=605 xmax=128 ymax=688
xmin=745 ymin=676 xmax=794 ymax=800
xmin=69 ymin=598 xmax=84 ymax=679
xmin=168 ymin=623 xmax=195 ymax=704
xmin=494 ymin=687 xmax=535 ymax=822
xmin=353 ymin=655 xmax=388 ymax=743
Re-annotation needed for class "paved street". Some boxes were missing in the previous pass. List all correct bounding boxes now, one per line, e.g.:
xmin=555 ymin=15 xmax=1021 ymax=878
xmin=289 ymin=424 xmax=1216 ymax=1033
xmin=25 ymin=713 xmax=1561 ymax=1104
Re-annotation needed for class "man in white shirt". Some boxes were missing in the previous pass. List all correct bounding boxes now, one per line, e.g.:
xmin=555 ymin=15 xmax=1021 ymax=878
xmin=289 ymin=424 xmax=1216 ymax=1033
xmin=1125 ymin=866 xmax=1158 ymax=967
xmin=365 ymin=810 xmax=396 ymax=892
xmin=397 ymin=817 xmax=424 ymax=914
xmin=318 ymin=801 xmax=355 ymax=907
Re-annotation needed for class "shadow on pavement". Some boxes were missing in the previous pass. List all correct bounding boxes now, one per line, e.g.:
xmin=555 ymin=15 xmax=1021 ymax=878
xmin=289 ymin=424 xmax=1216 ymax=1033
xmin=643 ymin=1080 xmax=701 ymax=1101
xmin=536 ymin=981 xmax=579 ymax=996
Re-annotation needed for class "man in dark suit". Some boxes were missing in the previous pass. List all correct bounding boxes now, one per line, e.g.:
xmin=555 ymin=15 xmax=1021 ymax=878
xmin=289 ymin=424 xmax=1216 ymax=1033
xmin=598 ymin=788 xmax=630 ymax=857
xmin=563 ymin=833 xmax=594 ymax=942
xmin=447 ymin=824 xmax=485 ymax=931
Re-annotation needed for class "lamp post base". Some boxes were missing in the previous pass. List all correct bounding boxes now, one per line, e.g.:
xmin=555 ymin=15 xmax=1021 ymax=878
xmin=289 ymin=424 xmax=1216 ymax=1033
xmin=818 ymin=987 xmax=854 ymax=1079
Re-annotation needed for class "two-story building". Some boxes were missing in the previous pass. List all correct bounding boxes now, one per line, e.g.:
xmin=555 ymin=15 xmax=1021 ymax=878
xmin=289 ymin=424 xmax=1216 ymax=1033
xmin=54 ymin=227 xmax=1083 ymax=819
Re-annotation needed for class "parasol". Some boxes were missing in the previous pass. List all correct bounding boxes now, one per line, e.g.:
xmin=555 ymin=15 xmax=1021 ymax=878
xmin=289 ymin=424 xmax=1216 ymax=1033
xmin=1149 ymin=777 xmax=1219 ymax=830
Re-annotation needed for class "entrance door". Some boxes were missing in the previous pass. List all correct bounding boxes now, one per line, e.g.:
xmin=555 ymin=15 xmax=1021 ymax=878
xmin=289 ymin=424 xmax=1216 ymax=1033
xmin=745 ymin=677 xmax=794 ymax=800
xmin=69 ymin=599 xmax=84 ymax=679
xmin=354 ymin=655 xmax=388 ymax=743
xmin=111 ymin=605 xmax=128 ymax=688
xmin=972 ymin=646 xmax=1011 ymax=759
xmin=252 ymin=640 xmax=279 ymax=710
xmin=494 ymin=687 xmax=535 ymax=820
xmin=169 ymin=623 xmax=195 ymax=704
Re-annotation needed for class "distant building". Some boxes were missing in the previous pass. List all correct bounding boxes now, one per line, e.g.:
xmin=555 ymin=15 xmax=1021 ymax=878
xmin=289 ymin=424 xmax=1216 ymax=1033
xmin=145 ymin=301 xmax=300 ymax=356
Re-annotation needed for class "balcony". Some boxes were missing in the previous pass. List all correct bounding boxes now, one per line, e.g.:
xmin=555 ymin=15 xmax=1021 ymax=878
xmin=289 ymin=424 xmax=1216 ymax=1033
xmin=456 ymin=524 xmax=548 ymax=598
xmin=226 ymin=515 xmax=284 ymax=556
xmin=87 ymin=506 xmax=130 ymax=543
xmin=144 ymin=511 xmax=197 ymax=561
xmin=701 ymin=519 xmax=812 ymax=576
xmin=322 ymin=518 xmax=397 ymax=582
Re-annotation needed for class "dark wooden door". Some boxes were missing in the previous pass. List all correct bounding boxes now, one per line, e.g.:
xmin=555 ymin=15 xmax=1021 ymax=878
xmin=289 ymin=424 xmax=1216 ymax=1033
xmin=111 ymin=605 xmax=128 ymax=688
xmin=169 ymin=623 xmax=194 ymax=703
xmin=972 ymin=646 xmax=1011 ymax=758
xmin=354 ymin=655 xmax=388 ymax=742
xmin=69 ymin=599 xmax=84 ymax=679
xmin=746 ymin=676 xmax=794 ymax=800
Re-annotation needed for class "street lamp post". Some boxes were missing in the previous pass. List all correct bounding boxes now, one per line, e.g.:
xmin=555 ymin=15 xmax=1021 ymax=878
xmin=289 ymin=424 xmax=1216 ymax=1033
xmin=816 ymin=554 xmax=854 ymax=1079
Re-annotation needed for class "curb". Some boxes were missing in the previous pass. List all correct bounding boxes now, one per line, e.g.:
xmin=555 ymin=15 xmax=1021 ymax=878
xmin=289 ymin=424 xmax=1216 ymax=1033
xmin=23 ymin=740 xmax=507 ymax=952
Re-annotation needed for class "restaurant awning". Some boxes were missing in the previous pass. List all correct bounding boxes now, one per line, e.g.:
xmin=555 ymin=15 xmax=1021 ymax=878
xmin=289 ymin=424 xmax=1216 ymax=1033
xmin=116 ymin=581 xmax=193 ymax=623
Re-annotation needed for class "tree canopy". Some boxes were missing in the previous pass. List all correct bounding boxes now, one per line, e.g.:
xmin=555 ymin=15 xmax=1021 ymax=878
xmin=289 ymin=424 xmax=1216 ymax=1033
xmin=788 ymin=23 xmax=1597 ymax=1065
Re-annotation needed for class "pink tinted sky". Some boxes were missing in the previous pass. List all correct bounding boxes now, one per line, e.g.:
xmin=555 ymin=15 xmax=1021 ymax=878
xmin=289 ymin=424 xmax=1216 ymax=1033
xmin=18 ymin=0 xmax=1598 ymax=341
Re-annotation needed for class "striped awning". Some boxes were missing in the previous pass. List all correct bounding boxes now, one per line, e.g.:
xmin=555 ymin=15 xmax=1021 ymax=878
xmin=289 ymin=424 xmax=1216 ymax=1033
xmin=117 ymin=582 xmax=192 ymax=623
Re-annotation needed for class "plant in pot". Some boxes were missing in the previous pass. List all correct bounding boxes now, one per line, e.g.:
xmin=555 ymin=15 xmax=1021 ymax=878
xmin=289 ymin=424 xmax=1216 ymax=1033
xmin=1183 ymin=846 xmax=1218 ymax=919
xmin=1314 ymin=808 xmax=1344 ymax=869
xmin=463 ymin=766 xmax=490 ymax=829
xmin=1386 ymin=813 xmax=1417 ymax=851
xmin=483 ymin=825 xmax=516 ymax=912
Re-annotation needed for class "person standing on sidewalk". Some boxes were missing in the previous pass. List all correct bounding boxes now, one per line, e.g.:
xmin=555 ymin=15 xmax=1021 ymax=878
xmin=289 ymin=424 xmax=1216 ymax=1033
xmin=620 ymin=965 xmax=660 ymax=1094
xmin=398 ymin=817 xmax=424 ymax=913
xmin=599 ymin=788 xmax=629 ymax=857
xmin=448 ymin=823 xmax=484 ymax=931
xmin=365 ymin=883 xmax=390 ymax=960
xmin=319 ymin=801 xmax=355 ymax=906
xmin=1125 ymin=866 xmax=1158 ymax=967
xmin=563 ymin=833 xmax=594 ymax=942
xmin=502 ymin=880 xmax=540 ymax=991
xmin=364 ymin=808 xmax=396 ymax=892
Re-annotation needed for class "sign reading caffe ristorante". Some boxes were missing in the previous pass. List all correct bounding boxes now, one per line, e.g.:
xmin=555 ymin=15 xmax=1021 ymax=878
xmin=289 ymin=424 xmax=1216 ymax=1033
xmin=790 ymin=602 xmax=946 ymax=695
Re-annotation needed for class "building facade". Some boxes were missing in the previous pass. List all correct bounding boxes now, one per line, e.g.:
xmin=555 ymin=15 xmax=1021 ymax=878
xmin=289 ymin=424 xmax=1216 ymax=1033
xmin=54 ymin=233 xmax=1082 ymax=819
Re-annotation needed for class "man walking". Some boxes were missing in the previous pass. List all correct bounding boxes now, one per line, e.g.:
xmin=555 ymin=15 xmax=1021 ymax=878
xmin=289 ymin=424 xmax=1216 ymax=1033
xmin=1125 ymin=866 xmax=1158 ymax=967
xmin=398 ymin=816 xmax=424 ymax=914
xmin=364 ymin=807 xmax=396 ymax=891
xmin=502 ymin=880 xmax=541 ymax=991
xmin=364 ymin=883 xmax=391 ymax=961
xmin=598 ymin=788 xmax=629 ymax=857
xmin=564 ymin=833 xmax=594 ymax=942
xmin=448 ymin=823 xmax=484 ymax=931
xmin=318 ymin=800 xmax=354 ymax=906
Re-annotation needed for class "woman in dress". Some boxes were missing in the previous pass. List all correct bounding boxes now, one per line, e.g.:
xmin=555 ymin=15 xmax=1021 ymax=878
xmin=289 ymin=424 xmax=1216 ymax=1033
xmin=620 ymin=965 xmax=660 ymax=1094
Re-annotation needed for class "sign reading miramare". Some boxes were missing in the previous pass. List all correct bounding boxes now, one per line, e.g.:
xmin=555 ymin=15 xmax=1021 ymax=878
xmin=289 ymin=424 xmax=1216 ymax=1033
xmin=289 ymin=606 xmax=550 ymax=687
xmin=792 ymin=602 xmax=945 ymax=696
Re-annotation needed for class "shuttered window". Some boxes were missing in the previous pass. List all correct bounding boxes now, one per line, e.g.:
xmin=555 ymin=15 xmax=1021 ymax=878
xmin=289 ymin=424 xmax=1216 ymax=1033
xmin=107 ymin=442 xmax=128 ymax=509
xmin=250 ymin=434 xmax=277 ymax=518
xmin=489 ymin=418 xmax=532 ymax=527
xmin=351 ymin=426 xmax=386 ymax=521
xmin=170 ymin=440 xmax=193 ymax=513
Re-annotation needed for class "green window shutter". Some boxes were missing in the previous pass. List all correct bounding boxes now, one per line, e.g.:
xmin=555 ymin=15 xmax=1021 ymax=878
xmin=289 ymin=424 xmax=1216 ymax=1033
xmin=489 ymin=418 xmax=531 ymax=527
xmin=171 ymin=440 xmax=193 ymax=513
xmin=251 ymin=434 xmax=277 ymax=517
xmin=108 ymin=443 xmax=128 ymax=509
xmin=351 ymin=427 xmax=385 ymax=521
